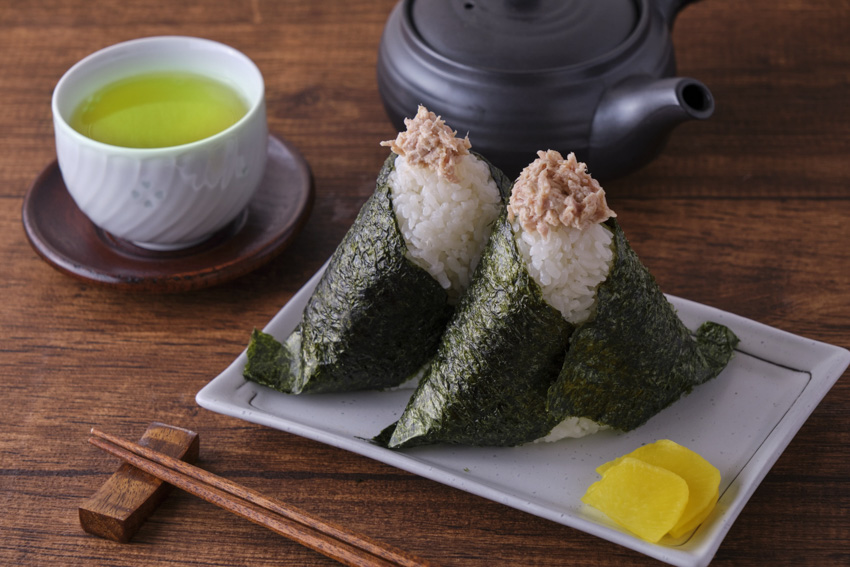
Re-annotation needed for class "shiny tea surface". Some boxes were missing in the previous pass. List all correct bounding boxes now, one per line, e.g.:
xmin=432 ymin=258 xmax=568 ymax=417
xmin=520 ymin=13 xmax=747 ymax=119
xmin=70 ymin=71 xmax=248 ymax=148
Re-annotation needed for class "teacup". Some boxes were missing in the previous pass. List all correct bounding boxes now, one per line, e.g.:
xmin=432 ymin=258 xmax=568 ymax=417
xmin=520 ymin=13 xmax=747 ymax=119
xmin=52 ymin=36 xmax=268 ymax=250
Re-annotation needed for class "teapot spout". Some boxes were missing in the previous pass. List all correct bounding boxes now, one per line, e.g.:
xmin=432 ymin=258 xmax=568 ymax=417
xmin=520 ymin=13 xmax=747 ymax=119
xmin=587 ymin=76 xmax=714 ymax=180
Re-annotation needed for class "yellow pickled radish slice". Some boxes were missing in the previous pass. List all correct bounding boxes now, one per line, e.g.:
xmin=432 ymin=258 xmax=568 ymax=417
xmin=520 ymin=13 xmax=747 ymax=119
xmin=597 ymin=439 xmax=720 ymax=538
xmin=670 ymin=488 xmax=719 ymax=538
xmin=582 ymin=457 xmax=689 ymax=543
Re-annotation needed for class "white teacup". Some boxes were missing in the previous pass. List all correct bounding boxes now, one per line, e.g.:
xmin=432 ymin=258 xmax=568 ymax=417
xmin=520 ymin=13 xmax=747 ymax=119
xmin=52 ymin=36 xmax=268 ymax=250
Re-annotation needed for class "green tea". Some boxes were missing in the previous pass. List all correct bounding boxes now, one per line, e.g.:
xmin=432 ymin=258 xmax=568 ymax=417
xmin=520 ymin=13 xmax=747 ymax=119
xmin=70 ymin=71 xmax=248 ymax=148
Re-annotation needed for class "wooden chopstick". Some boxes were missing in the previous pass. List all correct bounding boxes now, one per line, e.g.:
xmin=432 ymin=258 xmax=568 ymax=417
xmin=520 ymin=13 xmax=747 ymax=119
xmin=88 ymin=428 xmax=436 ymax=567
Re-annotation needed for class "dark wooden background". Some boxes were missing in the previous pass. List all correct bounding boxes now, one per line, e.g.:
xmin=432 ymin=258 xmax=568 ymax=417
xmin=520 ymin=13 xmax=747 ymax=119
xmin=1 ymin=1 xmax=848 ymax=565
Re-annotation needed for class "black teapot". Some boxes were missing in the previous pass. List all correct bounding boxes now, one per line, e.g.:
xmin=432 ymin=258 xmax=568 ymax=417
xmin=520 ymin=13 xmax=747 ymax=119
xmin=376 ymin=0 xmax=714 ymax=180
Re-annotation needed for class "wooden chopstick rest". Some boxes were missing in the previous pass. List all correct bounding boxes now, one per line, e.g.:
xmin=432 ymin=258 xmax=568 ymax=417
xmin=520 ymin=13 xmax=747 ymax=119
xmin=87 ymin=428 xmax=437 ymax=566
xmin=79 ymin=422 xmax=199 ymax=542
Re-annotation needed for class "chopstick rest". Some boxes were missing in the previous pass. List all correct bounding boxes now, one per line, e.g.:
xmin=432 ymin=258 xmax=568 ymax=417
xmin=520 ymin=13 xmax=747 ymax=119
xmin=79 ymin=422 xmax=200 ymax=542
xmin=87 ymin=427 xmax=436 ymax=567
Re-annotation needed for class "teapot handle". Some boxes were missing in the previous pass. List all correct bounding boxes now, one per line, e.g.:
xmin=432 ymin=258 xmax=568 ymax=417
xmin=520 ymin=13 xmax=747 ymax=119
xmin=656 ymin=0 xmax=703 ymax=26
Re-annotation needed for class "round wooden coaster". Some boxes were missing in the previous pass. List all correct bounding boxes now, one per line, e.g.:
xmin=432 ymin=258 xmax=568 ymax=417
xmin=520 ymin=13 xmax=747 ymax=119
xmin=22 ymin=135 xmax=313 ymax=292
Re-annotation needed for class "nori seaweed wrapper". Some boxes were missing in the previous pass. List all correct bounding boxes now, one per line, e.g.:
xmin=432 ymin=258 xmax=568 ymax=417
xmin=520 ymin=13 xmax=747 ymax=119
xmin=244 ymin=153 xmax=511 ymax=394
xmin=379 ymin=210 xmax=573 ymax=448
xmin=546 ymin=219 xmax=740 ymax=431
xmin=379 ymin=215 xmax=739 ymax=449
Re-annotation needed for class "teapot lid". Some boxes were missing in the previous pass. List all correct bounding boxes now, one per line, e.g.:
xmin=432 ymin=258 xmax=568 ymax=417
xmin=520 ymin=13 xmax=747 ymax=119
xmin=410 ymin=0 xmax=640 ymax=71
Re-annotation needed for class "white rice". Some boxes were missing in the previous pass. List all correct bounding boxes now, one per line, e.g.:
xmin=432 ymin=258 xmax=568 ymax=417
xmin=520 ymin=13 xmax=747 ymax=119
xmin=534 ymin=416 xmax=609 ymax=443
xmin=513 ymin=221 xmax=615 ymax=325
xmin=513 ymin=220 xmax=616 ymax=442
xmin=389 ymin=153 xmax=502 ymax=304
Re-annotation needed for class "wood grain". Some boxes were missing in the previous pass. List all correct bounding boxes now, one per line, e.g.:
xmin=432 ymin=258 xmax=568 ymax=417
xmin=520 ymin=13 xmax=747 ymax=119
xmin=1 ymin=1 xmax=848 ymax=566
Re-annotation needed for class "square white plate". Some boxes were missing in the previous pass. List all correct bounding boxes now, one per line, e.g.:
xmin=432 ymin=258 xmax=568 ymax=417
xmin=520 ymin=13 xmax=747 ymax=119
xmin=196 ymin=265 xmax=849 ymax=567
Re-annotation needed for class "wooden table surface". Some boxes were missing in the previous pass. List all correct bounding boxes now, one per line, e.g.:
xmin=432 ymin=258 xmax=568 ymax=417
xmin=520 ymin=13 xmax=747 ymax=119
xmin=2 ymin=1 xmax=848 ymax=565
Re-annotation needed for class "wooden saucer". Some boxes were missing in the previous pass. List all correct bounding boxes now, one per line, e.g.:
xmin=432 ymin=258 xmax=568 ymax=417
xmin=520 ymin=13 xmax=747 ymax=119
xmin=22 ymin=135 xmax=313 ymax=293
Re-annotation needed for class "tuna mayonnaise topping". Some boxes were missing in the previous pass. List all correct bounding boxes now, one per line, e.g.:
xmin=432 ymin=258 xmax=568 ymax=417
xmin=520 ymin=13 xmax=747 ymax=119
xmin=507 ymin=150 xmax=616 ymax=237
xmin=381 ymin=105 xmax=471 ymax=183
